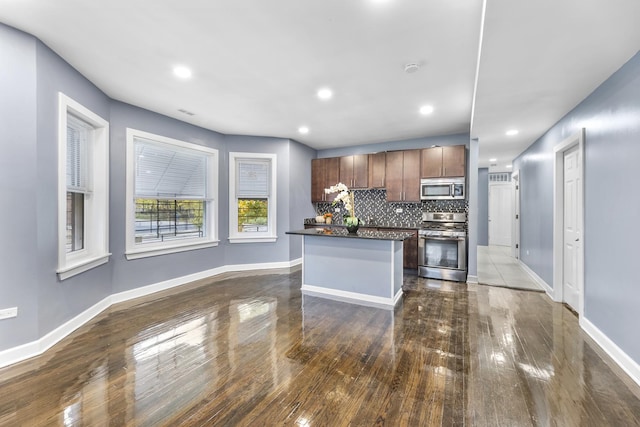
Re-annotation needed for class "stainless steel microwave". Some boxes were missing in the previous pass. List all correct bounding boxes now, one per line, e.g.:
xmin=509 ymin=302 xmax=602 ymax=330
xmin=420 ymin=177 xmax=465 ymax=200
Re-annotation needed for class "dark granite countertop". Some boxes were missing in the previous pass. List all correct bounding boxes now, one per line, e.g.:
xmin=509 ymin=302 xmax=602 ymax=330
xmin=304 ymin=222 xmax=421 ymax=230
xmin=286 ymin=228 xmax=415 ymax=241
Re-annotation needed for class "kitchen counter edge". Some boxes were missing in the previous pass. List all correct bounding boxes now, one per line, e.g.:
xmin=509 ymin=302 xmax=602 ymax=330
xmin=286 ymin=228 xmax=415 ymax=241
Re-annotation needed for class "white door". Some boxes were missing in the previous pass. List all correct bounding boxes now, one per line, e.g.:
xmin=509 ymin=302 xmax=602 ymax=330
xmin=563 ymin=145 xmax=581 ymax=310
xmin=489 ymin=183 xmax=512 ymax=246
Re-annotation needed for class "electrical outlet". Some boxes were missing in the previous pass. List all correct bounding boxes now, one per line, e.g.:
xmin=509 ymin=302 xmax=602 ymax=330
xmin=395 ymin=208 xmax=403 ymax=213
xmin=0 ymin=307 xmax=18 ymax=320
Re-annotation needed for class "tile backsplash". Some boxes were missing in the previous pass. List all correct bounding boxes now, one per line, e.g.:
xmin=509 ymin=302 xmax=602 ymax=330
xmin=315 ymin=189 xmax=468 ymax=228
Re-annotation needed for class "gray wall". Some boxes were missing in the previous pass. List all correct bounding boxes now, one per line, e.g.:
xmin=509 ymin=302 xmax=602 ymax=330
xmin=514 ymin=50 xmax=640 ymax=364
xmin=109 ymin=102 xmax=228 ymax=294
xmin=0 ymin=25 xmax=39 ymax=348
xmin=0 ymin=23 xmax=313 ymax=354
xmin=477 ymin=168 xmax=489 ymax=246
xmin=288 ymin=141 xmax=317 ymax=260
xmin=35 ymin=39 xmax=114 ymax=337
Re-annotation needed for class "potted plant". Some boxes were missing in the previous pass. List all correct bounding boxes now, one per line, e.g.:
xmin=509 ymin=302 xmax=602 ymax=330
xmin=325 ymin=183 xmax=359 ymax=234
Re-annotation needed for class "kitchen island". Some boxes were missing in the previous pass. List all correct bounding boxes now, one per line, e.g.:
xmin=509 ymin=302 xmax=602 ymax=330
xmin=286 ymin=228 xmax=414 ymax=309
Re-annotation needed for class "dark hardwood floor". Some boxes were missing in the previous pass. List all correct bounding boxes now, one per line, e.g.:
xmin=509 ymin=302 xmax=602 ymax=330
xmin=1 ymin=267 xmax=639 ymax=426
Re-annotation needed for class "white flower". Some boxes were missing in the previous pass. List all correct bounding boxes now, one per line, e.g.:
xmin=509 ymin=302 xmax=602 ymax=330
xmin=324 ymin=182 xmax=356 ymax=219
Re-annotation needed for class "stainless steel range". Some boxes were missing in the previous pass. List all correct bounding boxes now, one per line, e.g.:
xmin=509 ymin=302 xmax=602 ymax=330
xmin=418 ymin=212 xmax=467 ymax=282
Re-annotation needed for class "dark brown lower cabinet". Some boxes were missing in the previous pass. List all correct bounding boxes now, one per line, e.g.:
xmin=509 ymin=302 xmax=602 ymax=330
xmin=377 ymin=228 xmax=418 ymax=269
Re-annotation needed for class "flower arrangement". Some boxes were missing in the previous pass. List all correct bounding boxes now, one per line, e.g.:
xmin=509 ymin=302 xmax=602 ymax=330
xmin=324 ymin=182 xmax=359 ymax=227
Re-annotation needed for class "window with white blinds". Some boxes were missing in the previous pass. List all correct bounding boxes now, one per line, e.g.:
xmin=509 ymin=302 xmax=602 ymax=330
xmin=66 ymin=115 xmax=91 ymax=193
xmin=134 ymin=137 xmax=208 ymax=200
xmin=57 ymin=93 xmax=110 ymax=280
xmin=229 ymin=153 xmax=277 ymax=243
xmin=126 ymin=129 xmax=219 ymax=259
xmin=237 ymin=159 xmax=270 ymax=198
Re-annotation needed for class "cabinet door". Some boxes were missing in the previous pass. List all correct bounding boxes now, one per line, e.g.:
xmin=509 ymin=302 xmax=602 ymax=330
xmin=442 ymin=145 xmax=466 ymax=177
xmin=311 ymin=158 xmax=325 ymax=202
xmin=385 ymin=151 xmax=404 ymax=202
xmin=368 ymin=152 xmax=386 ymax=188
xmin=352 ymin=154 xmax=369 ymax=188
xmin=339 ymin=156 xmax=354 ymax=188
xmin=325 ymin=157 xmax=340 ymax=195
xmin=311 ymin=157 xmax=340 ymax=202
xmin=402 ymin=150 xmax=421 ymax=202
xmin=378 ymin=228 xmax=418 ymax=269
xmin=420 ymin=147 xmax=443 ymax=178
xmin=403 ymin=230 xmax=419 ymax=269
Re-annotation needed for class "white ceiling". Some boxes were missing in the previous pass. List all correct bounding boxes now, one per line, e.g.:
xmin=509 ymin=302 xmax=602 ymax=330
xmin=1 ymin=0 xmax=639 ymax=172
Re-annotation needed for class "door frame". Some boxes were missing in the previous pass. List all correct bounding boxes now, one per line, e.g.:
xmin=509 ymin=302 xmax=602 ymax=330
xmin=553 ymin=129 xmax=585 ymax=318
xmin=512 ymin=170 xmax=520 ymax=259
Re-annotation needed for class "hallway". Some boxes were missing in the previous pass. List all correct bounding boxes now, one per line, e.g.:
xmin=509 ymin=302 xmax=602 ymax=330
xmin=477 ymin=245 xmax=543 ymax=292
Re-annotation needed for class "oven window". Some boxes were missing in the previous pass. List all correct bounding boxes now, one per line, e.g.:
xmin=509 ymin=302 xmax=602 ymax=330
xmin=425 ymin=239 xmax=459 ymax=268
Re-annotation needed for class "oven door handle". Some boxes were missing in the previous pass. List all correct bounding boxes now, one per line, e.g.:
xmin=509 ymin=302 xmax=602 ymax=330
xmin=419 ymin=236 xmax=465 ymax=241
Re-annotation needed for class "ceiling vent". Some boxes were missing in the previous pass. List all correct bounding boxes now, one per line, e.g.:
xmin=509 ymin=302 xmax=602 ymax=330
xmin=178 ymin=108 xmax=195 ymax=116
xmin=404 ymin=63 xmax=420 ymax=73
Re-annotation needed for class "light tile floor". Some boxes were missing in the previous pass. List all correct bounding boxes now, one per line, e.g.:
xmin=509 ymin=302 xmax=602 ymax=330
xmin=477 ymin=245 xmax=543 ymax=292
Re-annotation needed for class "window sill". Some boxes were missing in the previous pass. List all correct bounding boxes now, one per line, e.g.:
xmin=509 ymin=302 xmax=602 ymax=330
xmin=228 ymin=235 xmax=278 ymax=244
xmin=57 ymin=253 xmax=111 ymax=280
xmin=126 ymin=240 xmax=219 ymax=260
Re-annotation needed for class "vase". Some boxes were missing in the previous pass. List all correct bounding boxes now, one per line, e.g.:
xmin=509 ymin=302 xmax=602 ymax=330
xmin=346 ymin=219 xmax=360 ymax=234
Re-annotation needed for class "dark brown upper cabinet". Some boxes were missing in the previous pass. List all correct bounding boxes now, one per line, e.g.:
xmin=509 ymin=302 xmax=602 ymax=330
xmin=339 ymin=154 xmax=368 ymax=189
xmin=311 ymin=157 xmax=340 ymax=202
xmin=368 ymin=152 xmax=386 ymax=189
xmin=385 ymin=150 xmax=421 ymax=202
xmin=420 ymin=145 xmax=466 ymax=178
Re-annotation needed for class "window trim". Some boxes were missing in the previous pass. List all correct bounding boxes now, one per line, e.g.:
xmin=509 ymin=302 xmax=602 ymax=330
xmin=125 ymin=129 xmax=219 ymax=260
xmin=228 ymin=152 xmax=277 ymax=244
xmin=57 ymin=93 xmax=111 ymax=280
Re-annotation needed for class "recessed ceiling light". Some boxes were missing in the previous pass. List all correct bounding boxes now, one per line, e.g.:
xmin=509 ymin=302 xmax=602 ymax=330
xmin=489 ymin=158 xmax=497 ymax=162
xmin=298 ymin=126 xmax=309 ymax=134
xmin=173 ymin=66 xmax=192 ymax=79
xmin=419 ymin=105 xmax=434 ymax=115
xmin=317 ymin=88 xmax=333 ymax=100
xmin=506 ymin=129 xmax=519 ymax=136
xmin=506 ymin=165 xmax=513 ymax=169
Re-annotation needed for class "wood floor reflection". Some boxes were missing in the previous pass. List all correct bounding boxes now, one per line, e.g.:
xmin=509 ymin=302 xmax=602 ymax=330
xmin=1 ymin=268 xmax=640 ymax=426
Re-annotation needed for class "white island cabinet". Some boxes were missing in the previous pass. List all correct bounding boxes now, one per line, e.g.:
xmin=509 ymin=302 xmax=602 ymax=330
xmin=286 ymin=228 xmax=414 ymax=309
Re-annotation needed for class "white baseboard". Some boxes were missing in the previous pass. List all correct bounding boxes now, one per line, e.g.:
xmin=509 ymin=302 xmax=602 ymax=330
xmin=0 ymin=258 xmax=302 ymax=369
xmin=581 ymin=317 xmax=640 ymax=388
xmin=0 ymin=296 xmax=112 ymax=370
xmin=301 ymin=284 xmax=401 ymax=310
xmin=518 ymin=260 xmax=554 ymax=297
xmin=466 ymin=274 xmax=479 ymax=284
